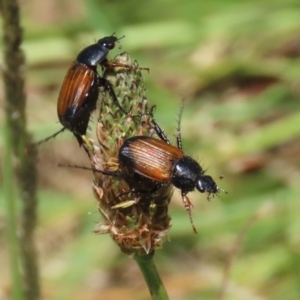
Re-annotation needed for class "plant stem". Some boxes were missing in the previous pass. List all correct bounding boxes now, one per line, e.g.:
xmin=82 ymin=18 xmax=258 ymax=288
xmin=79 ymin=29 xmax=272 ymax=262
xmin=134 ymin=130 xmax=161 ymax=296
xmin=134 ymin=252 xmax=169 ymax=300
xmin=0 ymin=0 xmax=40 ymax=299
xmin=3 ymin=115 xmax=24 ymax=300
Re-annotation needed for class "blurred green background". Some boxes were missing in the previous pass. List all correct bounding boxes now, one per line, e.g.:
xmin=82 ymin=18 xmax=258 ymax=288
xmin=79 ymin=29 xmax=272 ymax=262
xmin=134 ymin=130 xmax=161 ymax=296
xmin=1 ymin=0 xmax=300 ymax=299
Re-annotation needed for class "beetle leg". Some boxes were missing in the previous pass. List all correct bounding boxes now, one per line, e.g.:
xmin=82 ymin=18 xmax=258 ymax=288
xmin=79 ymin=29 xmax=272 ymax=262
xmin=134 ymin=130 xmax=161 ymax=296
xmin=181 ymin=192 xmax=197 ymax=234
xmin=104 ymin=60 xmax=149 ymax=73
xmin=56 ymin=163 xmax=123 ymax=178
xmin=98 ymin=76 xmax=129 ymax=114
xmin=31 ymin=127 xmax=66 ymax=148
xmin=98 ymin=76 xmax=147 ymax=118
xmin=149 ymin=108 xmax=171 ymax=144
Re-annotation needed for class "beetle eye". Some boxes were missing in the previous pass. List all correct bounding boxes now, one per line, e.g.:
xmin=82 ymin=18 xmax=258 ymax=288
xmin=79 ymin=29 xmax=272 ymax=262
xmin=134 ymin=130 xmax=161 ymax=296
xmin=104 ymin=42 xmax=115 ymax=49
xmin=196 ymin=179 xmax=205 ymax=193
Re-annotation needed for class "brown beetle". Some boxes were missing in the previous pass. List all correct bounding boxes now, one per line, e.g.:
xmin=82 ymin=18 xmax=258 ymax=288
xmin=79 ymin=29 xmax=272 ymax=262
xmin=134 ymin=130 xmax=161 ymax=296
xmin=34 ymin=35 xmax=146 ymax=150
xmin=117 ymin=115 xmax=222 ymax=233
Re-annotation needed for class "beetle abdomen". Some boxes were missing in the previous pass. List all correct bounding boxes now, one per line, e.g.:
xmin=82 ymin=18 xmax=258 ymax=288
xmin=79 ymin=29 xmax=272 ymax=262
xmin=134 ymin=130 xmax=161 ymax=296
xmin=119 ymin=136 xmax=184 ymax=183
xmin=57 ymin=62 xmax=96 ymax=130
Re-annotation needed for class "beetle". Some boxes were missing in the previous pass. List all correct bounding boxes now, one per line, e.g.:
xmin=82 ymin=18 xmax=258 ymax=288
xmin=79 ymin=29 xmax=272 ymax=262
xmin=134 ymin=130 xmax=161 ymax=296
xmin=116 ymin=110 xmax=222 ymax=233
xmin=35 ymin=34 xmax=144 ymax=150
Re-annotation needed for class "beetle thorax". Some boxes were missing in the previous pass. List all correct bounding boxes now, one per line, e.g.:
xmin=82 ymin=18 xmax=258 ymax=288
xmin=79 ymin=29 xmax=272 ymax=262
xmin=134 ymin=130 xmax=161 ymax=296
xmin=76 ymin=44 xmax=109 ymax=66
xmin=171 ymin=156 xmax=204 ymax=193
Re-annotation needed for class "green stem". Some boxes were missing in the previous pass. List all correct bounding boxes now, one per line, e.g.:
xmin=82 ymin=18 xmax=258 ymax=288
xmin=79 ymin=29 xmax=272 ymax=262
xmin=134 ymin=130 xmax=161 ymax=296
xmin=1 ymin=0 xmax=40 ymax=299
xmin=3 ymin=115 xmax=24 ymax=300
xmin=134 ymin=252 xmax=169 ymax=300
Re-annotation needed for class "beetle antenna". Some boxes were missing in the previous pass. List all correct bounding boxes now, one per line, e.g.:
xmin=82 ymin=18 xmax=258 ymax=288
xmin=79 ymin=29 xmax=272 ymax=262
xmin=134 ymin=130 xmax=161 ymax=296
xmin=216 ymin=176 xmax=228 ymax=197
xmin=217 ymin=187 xmax=228 ymax=199
xmin=110 ymin=32 xmax=125 ymax=42
xmin=116 ymin=35 xmax=125 ymax=42
xmin=206 ymin=186 xmax=228 ymax=201
xmin=176 ymin=99 xmax=185 ymax=150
